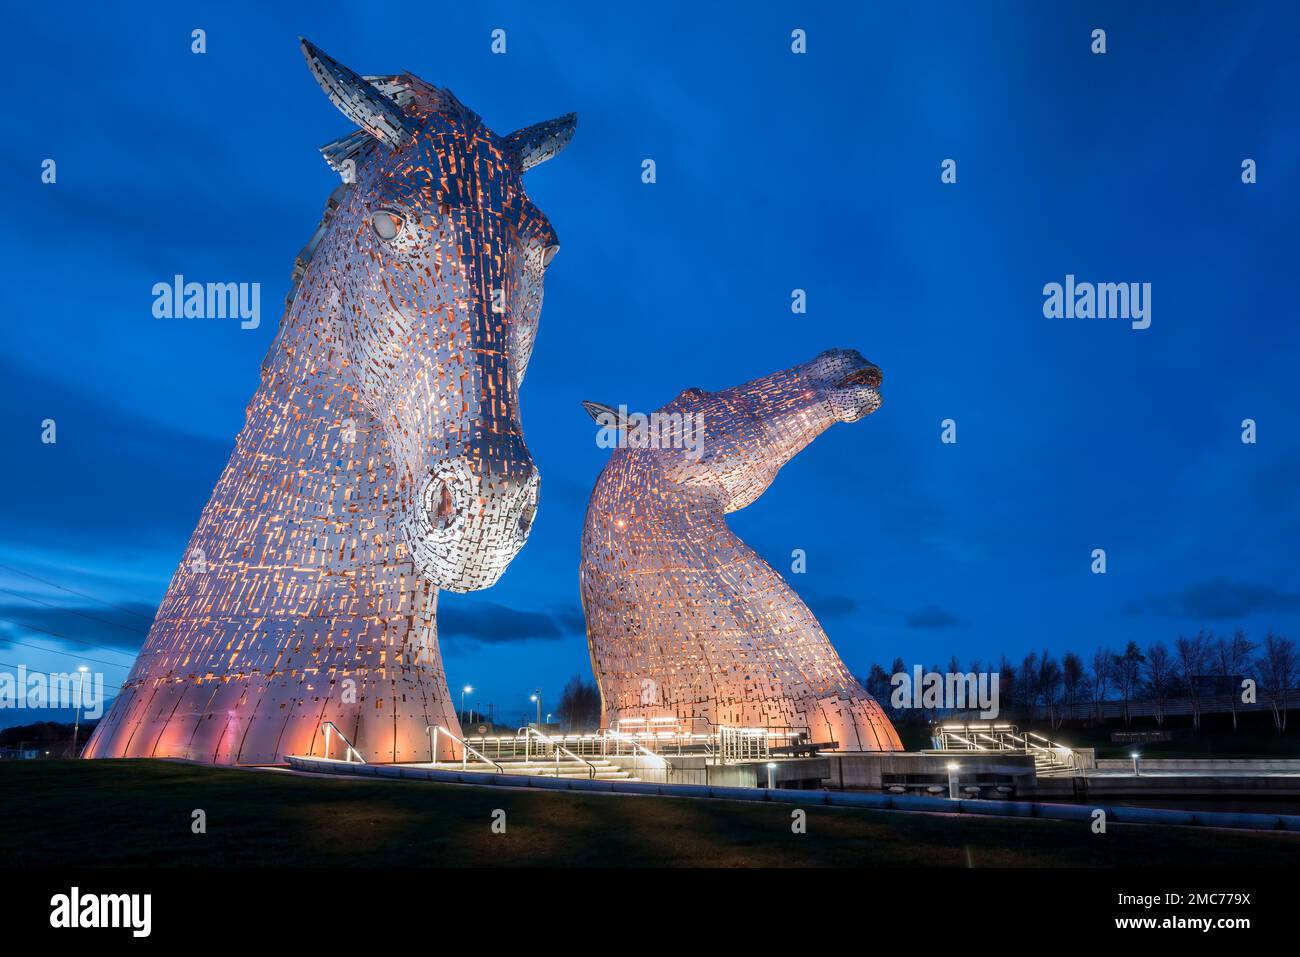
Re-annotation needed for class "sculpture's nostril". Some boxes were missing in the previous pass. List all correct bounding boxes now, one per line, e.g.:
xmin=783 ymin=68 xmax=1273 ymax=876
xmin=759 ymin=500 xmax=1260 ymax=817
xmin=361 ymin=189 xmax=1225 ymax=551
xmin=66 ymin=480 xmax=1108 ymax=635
xmin=839 ymin=365 xmax=882 ymax=389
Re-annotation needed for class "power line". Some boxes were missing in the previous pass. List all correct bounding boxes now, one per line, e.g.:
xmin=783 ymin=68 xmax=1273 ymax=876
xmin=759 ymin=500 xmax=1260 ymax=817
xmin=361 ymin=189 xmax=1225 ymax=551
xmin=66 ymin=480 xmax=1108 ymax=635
xmin=0 ymin=586 xmax=147 ymax=636
xmin=0 ymin=659 xmax=129 ymax=696
xmin=0 ymin=614 xmax=139 ymax=662
xmin=0 ymin=638 xmax=132 ymax=671
xmin=0 ymin=562 xmax=154 ymax=623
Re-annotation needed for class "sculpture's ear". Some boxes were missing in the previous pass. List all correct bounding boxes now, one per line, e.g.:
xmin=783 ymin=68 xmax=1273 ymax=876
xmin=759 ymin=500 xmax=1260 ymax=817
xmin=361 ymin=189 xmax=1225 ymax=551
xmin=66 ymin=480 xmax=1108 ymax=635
xmin=507 ymin=113 xmax=577 ymax=171
xmin=582 ymin=401 xmax=623 ymax=428
xmin=301 ymin=38 xmax=415 ymax=150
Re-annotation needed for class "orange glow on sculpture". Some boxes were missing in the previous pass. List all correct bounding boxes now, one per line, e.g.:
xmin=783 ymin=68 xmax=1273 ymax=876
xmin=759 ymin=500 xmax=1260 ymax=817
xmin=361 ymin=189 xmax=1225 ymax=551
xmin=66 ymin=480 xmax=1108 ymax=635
xmin=83 ymin=40 xmax=574 ymax=764
xmin=580 ymin=350 xmax=903 ymax=752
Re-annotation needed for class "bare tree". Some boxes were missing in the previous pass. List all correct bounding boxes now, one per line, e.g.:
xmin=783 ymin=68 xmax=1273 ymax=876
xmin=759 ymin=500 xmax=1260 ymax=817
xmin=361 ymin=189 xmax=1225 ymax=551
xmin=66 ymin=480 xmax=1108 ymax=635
xmin=555 ymin=674 xmax=601 ymax=731
xmin=1090 ymin=647 xmax=1112 ymax=723
xmin=1038 ymin=649 xmax=1063 ymax=729
xmin=1176 ymin=632 xmax=1209 ymax=732
xmin=889 ymin=656 xmax=908 ymax=724
xmin=1114 ymin=642 xmax=1145 ymax=728
xmin=1144 ymin=641 xmax=1174 ymax=729
xmin=864 ymin=663 xmax=891 ymax=712
xmin=1020 ymin=651 xmax=1040 ymax=719
xmin=927 ymin=662 xmax=944 ymax=722
xmin=1062 ymin=652 xmax=1084 ymax=722
xmin=1214 ymin=630 xmax=1256 ymax=731
xmin=1256 ymin=633 xmax=1296 ymax=733
xmin=998 ymin=655 xmax=1016 ymax=720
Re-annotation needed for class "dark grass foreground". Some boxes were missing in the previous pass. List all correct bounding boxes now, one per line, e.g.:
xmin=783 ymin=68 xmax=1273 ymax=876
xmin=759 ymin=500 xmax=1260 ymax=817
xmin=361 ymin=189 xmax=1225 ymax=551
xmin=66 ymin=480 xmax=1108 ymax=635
xmin=3 ymin=760 xmax=1298 ymax=867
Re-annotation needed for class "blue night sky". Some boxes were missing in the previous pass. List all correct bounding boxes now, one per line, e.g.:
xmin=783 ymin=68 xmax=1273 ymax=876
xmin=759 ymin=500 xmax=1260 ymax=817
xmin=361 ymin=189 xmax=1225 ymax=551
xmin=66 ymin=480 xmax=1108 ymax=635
xmin=2 ymin=2 xmax=1297 ymax=727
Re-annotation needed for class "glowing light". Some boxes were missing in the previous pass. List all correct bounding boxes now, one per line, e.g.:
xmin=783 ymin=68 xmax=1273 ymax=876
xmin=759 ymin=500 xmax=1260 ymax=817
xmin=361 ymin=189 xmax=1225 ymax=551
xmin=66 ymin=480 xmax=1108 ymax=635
xmin=581 ymin=351 xmax=899 ymax=752
xmin=83 ymin=41 xmax=574 ymax=766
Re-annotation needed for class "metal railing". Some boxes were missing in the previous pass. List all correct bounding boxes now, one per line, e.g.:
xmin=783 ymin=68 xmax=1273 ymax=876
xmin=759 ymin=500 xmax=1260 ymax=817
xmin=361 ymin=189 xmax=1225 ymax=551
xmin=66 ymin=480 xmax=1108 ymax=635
xmin=321 ymin=721 xmax=365 ymax=764
xmin=428 ymin=725 xmax=504 ymax=773
xmin=935 ymin=722 xmax=1077 ymax=772
xmin=459 ymin=724 xmax=820 ymax=770
xmin=719 ymin=726 xmax=772 ymax=764
xmin=518 ymin=727 xmax=598 ymax=778
xmin=604 ymin=729 xmax=671 ymax=774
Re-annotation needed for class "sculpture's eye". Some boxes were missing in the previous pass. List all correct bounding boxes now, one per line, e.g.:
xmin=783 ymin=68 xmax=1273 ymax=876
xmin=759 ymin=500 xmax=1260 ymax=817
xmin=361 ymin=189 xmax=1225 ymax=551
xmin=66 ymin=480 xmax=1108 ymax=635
xmin=371 ymin=210 xmax=404 ymax=241
xmin=542 ymin=244 xmax=561 ymax=267
xmin=428 ymin=479 xmax=457 ymax=531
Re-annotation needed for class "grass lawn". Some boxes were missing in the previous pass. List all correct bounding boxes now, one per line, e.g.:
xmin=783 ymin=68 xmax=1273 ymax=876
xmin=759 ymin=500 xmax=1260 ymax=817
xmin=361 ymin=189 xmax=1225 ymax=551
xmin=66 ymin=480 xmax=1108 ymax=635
xmin=2 ymin=760 xmax=1297 ymax=867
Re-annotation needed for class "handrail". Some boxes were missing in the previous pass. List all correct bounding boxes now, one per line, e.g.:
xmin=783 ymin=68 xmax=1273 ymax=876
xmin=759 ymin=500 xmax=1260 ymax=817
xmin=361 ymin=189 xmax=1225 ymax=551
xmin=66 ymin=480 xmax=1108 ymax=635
xmin=428 ymin=725 xmax=504 ymax=772
xmin=606 ymin=728 xmax=672 ymax=772
xmin=519 ymin=726 xmax=598 ymax=778
xmin=937 ymin=724 xmax=1076 ymax=771
xmin=321 ymin=721 xmax=365 ymax=763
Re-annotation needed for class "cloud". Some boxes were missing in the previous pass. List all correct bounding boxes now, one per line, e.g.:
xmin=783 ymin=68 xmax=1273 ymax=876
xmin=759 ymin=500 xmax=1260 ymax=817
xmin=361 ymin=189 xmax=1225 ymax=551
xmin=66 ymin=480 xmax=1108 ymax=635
xmin=438 ymin=600 xmax=584 ymax=645
xmin=0 ymin=600 xmax=153 ymax=653
xmin=801 ymin=591 xmax=859 ymax=619
xmin=1126 ymin=578 xmax=1300 ymax=621
xmin=905 ymin=605 xmax=962 ymax=629
xmin=0 ymin=357 xmax=230 ymax=552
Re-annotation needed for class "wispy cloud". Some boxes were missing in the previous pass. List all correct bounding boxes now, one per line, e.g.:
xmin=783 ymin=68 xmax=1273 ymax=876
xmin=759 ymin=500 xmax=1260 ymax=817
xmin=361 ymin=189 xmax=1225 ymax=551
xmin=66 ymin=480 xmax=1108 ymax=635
xmin=439 ymin=600 xmax=584 ymax=645
xmin=1126 ymin=578 xmax=1300 ymax=621
xmin=905 ymin=605 xmax=963 ymax=629
xmin=0 ymin=600 xmax=151 ymax=654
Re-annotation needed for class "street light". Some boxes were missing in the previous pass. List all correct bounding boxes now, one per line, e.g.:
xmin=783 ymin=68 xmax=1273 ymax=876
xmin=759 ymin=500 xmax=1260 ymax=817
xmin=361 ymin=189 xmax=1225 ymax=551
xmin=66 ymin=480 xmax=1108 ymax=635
xmin=71 ymin=667 xmax=89 ymax=758
xmin=1131 ymin=751 xmax=1140 ymax=776
xmin=530 ymin=691 xmax=541 ymax=729
xmin=460 ymin=685 xmax=473 ymax=725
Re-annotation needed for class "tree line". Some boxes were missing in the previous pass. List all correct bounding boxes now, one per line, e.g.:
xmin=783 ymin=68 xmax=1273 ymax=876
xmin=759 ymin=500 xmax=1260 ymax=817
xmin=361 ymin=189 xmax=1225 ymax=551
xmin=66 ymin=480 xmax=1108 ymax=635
xmin=550 ymin=632 xmax=1296 ymax=735
xmin=862 ymin=630 xmax=1297 ymax=733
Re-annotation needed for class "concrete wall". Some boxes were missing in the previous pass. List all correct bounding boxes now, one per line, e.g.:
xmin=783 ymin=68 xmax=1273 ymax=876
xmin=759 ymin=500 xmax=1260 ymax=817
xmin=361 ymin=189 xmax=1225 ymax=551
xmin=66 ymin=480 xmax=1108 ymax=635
xmin=1096 ymin=757 xmax=1300 ymax=773
xmin=827 ymin=752 xmax=1036 ymax=790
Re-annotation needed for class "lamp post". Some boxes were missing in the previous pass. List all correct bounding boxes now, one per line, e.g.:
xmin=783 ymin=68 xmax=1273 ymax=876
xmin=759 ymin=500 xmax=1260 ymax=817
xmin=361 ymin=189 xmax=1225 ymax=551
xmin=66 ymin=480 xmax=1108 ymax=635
xmin=460 ymin=685 xmax=473 ymax=725
xmin=530 ymin=691 xmax=541 ymax=729
xmin=70 ymin=666 xmax=89 ymax=757
xmin=1131 ymin=751 xmax=1140 ymax=776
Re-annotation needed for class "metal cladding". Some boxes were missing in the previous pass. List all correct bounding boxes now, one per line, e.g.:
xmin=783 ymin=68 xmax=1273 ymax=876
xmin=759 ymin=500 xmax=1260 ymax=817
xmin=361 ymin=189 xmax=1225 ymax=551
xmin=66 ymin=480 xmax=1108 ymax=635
xmin=84 ymin=41 xmax=574 ymax=765
xmin=579 ymin=350 xmax=904 ymax=752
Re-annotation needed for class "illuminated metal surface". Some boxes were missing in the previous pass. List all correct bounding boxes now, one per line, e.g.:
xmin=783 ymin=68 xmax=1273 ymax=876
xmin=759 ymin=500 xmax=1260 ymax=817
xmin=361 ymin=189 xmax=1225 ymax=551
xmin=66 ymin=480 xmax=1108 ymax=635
xmin=580 ymin=350 xmax=903 ymax=752
xmin=85 ymin=40 xmax=574 ymax=764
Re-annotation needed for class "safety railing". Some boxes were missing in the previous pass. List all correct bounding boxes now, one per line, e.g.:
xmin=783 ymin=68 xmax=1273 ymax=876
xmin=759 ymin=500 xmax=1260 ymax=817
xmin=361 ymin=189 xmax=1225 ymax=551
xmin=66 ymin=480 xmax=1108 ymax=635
xmin=719 ymin=726 xmax=773 ymax=764
xmin=604 ymin=729 xmax=672 ymax=774
xmin=518 ymin=726 xmax=598 ymax=778
xmin=934 ymin=722 xmax=1077 ymax=771
xmin=321 ymin=721 xmax=365 ymax=764
xmin=428 ymin=725 xmax=504 ymax=773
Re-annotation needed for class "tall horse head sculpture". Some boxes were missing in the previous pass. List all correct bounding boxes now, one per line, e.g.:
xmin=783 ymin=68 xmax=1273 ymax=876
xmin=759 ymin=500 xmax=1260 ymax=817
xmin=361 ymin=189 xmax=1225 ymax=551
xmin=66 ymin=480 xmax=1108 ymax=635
xmin=579 ymin=349 xmax=903 ymax=752
xmin=84 ymin=40 xmax=575 ymax=764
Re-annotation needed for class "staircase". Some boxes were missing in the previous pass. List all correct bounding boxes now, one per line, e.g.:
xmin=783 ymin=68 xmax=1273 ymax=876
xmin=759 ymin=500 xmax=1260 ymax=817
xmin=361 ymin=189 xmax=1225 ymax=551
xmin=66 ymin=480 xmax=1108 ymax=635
xmin=935 ymin=722 xmax=1079 ymax=775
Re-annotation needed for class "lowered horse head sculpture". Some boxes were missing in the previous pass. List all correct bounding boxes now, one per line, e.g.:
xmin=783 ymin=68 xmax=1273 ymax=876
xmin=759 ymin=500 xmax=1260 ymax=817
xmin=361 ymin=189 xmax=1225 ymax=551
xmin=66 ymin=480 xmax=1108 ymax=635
xmin=579 ymin=349 xmax=903 ymax=752
xmin=84 ymin=40 xmax=574 ymax=764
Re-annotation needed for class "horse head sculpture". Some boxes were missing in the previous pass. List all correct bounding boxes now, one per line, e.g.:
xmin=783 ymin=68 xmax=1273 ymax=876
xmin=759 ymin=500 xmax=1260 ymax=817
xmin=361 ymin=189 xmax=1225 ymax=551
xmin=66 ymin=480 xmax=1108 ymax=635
xmin=580 ymin=349 xmax=903 ymax=752
xmin=300 ymin=38 xmax=571 ymax=590
xmin=84 ymin=41 xmax=574 ymax=764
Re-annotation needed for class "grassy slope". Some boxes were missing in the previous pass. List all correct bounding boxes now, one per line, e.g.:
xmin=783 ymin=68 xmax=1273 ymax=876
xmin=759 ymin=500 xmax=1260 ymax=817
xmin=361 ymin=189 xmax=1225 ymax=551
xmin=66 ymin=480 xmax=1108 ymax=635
xmin=2 ymin=760 xmax=1297 ymax=867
